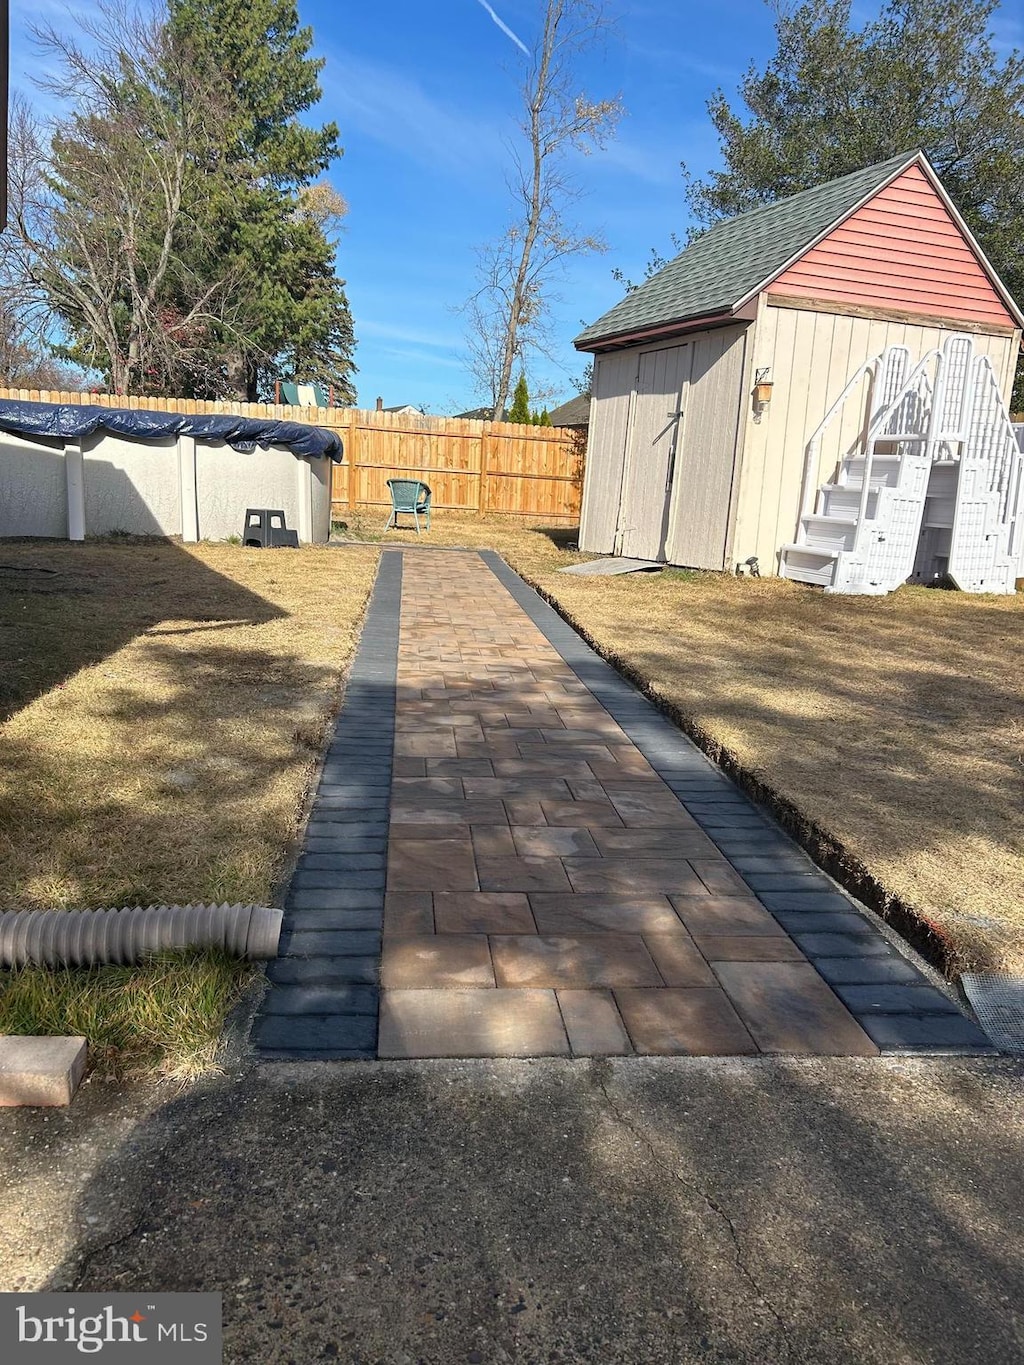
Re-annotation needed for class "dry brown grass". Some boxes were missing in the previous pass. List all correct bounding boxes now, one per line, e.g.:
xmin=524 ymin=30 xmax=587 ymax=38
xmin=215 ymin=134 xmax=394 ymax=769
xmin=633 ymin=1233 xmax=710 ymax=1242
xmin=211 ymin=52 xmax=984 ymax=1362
xmin=371 ymin=512 xmax=1024 ymax=975
xmin=0 ymin=538 xmax=379 ymax=1073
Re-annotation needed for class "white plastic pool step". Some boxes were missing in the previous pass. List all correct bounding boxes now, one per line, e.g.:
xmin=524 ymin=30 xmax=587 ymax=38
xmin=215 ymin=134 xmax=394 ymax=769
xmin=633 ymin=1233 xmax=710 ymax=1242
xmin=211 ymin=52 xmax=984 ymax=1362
xmin=820 ymin=484 xmax=877 ymax=518
xmin=778 ymin=544 xmax=839 ymax=586
xmin=799 ymin=514 xmax=858 ymax=553
xmin=780 ymin=333 xmax=1022 ymax=594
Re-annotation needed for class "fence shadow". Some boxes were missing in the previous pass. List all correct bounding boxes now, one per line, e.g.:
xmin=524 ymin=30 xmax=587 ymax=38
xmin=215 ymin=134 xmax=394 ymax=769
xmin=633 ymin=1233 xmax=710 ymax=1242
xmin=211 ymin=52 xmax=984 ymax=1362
xmin=0 ymin=537 xmax=283 ymax=724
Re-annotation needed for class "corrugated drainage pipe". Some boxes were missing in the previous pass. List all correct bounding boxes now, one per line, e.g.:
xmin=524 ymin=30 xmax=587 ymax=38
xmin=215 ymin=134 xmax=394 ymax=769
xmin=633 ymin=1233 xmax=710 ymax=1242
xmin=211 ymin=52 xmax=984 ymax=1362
xmin=0 ymin=904 xmax=283 ymax=968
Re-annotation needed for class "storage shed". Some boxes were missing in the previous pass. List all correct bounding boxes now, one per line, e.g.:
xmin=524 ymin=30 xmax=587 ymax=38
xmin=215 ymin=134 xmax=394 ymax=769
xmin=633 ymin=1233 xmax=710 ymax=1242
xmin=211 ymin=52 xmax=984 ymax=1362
xmin=575 ymin=150 xmax=1024 ymax=593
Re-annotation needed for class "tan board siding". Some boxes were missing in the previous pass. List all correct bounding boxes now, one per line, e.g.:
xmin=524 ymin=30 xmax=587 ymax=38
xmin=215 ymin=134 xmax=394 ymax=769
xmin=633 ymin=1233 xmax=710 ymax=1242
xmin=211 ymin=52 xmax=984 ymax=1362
xmin=666 ymin=324 xmax=747 ymax=570
xmin=579 ymin=350 xmax=638 ymax=551
xmin=733 ymin=307 xmax=1020 ymax=574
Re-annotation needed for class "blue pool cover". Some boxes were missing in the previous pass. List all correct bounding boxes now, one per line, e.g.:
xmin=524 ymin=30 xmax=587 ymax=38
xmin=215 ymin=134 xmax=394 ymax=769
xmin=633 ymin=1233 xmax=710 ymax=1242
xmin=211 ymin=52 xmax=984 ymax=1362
xmin=0 ymin=399 xmax=343 ymax=460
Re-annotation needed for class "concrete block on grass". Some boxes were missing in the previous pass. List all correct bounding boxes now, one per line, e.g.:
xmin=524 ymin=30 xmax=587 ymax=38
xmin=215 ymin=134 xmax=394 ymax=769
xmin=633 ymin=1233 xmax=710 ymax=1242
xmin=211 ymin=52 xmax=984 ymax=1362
xmin=0 ymin=1036 xmax=87 ymax=1107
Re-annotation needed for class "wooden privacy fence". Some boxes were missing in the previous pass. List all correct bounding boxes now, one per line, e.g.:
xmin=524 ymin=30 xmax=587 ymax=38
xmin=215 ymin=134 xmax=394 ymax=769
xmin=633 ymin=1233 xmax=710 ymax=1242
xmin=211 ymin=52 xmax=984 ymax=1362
xmin=329 ymin=408 xmax=583 ymax=521
xmin=0 ymin=388 xmax=585 ymax=523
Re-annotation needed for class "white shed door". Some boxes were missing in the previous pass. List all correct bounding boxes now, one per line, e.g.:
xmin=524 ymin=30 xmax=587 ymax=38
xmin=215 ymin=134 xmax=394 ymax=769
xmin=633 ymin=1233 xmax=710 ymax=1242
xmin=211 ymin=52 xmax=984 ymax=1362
xmin=617 ymin=345 xmax=691 ymax=560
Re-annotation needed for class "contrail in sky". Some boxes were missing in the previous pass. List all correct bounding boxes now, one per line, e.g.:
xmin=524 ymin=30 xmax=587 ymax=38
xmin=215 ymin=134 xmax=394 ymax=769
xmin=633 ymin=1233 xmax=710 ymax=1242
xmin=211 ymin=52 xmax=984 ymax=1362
xmin=474 ymin=0 xmax=530 ymax=55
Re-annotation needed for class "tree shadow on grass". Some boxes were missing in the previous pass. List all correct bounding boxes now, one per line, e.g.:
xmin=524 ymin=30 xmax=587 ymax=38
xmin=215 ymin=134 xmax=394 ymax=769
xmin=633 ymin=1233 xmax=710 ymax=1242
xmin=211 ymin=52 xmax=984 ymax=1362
xmin=531 ymin=523 xmax=581 ymax=551
xmin=0 ymin=635 xmax=345 ymax=912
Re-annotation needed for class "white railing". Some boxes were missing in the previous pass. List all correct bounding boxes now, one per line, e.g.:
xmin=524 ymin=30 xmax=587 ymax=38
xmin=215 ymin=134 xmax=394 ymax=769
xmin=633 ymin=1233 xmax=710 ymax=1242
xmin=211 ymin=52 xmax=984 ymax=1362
xmin=796 ymin=346 xmax=913 ymax=532
xmin=851 ymin=350 xmax=942 ymax=556
xmin=797 ymin=360 xmax=877 ymax=528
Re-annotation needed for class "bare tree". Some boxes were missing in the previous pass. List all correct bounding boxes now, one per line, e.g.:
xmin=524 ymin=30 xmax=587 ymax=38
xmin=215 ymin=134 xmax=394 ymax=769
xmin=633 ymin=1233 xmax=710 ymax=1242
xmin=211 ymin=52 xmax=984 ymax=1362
xmin=465 ymin=0 xmax=622 ymax=420
xmin=3 ymin=8 xmax=259 ymax=396
xmin=0 ymin=329 xmax=81 ymax=389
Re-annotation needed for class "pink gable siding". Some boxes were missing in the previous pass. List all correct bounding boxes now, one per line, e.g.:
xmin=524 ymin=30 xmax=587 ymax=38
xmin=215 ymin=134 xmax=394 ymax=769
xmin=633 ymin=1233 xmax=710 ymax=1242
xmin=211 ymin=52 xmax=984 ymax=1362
xmin=769 ymin=164 xmax=1014 ymax=328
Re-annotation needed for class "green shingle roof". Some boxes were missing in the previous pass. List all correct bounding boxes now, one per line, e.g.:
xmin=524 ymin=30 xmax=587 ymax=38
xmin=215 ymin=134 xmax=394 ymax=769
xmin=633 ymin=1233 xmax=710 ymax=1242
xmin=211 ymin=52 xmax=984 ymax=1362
xmin=575 ymin=150 xmax=921 ymax=348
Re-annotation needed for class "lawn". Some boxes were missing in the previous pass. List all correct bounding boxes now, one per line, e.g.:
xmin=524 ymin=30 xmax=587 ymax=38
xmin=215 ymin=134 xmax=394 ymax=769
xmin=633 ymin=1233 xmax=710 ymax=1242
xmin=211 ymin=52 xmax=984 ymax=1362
xmin=4 ymin=514 xmax=1021 ymax=1076
xmin=0 ymin=539 xmax=379 ymax=1074
xmin=370 ymin=512 xmax=1024 ymax=976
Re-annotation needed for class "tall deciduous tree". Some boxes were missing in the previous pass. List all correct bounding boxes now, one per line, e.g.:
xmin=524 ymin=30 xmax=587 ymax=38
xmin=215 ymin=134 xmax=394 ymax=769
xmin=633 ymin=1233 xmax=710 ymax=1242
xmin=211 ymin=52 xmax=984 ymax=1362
xmin=464 ymin=0 xmax=622 ymax=421
xmin=5 ymin=15 xmax=250 ymax=395
xmin=685 ymin=0 xmax=1024 ymax=336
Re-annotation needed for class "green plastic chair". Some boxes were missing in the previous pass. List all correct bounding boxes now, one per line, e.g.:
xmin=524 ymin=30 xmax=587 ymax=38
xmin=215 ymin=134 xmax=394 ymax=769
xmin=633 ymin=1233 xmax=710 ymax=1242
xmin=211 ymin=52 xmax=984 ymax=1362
xmin=385 ymin=479 xmax=432 ymax=534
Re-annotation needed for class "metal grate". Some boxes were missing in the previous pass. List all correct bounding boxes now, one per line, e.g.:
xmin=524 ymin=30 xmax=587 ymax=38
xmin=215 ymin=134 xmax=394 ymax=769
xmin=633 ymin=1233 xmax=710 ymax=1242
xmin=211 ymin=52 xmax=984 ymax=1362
xmin=961 ymin=974 xmax=1024 ymax=1053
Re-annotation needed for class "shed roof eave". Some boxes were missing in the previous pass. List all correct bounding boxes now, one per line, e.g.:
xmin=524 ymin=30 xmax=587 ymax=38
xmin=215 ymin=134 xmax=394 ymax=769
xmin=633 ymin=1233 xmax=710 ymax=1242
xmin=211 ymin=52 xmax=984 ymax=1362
xmin=574 ymin=307 xmax=743 ymax=353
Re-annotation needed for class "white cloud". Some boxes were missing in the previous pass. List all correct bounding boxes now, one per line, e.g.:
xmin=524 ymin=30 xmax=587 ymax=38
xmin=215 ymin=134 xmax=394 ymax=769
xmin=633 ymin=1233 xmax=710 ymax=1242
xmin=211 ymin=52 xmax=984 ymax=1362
xmin=473 ymin=0 xmax=529 ymax=56
xmin=358 ymin=319 xmax=463 ymax=350
xmin=587 ymin=135 xmax=681 ymax=187
xmin=320 ymin=51 xmax=505 ymax=178
xmin=378 ymin=346 xmax=464 ymax=370
xmin=625 ymin=40 xmax=742 ymax=87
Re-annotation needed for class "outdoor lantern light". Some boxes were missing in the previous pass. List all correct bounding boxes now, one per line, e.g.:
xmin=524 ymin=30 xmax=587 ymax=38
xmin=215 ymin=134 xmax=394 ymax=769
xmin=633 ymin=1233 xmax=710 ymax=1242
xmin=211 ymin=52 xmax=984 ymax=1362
xmin=754 ymin=368 xmax=774 ymax=405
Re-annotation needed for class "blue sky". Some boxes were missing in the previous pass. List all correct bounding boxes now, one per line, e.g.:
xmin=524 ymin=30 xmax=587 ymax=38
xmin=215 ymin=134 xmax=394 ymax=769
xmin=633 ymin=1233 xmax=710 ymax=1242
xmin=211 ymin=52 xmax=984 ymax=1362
xmin=309 ymin=0 xmax=774 ymax=412
xmin=9 ymin=0 xmax=1023 ymax=412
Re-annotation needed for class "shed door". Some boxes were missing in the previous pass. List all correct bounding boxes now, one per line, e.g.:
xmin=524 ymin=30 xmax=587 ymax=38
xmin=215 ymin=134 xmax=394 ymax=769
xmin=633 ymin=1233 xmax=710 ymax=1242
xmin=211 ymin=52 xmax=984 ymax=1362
xmin=617 ymin=345 xmax=691 ymax=560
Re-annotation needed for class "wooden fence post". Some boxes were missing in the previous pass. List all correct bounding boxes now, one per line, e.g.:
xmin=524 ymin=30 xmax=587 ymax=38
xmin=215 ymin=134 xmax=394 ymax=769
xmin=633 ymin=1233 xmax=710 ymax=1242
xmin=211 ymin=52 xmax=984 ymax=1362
xmin=346 ymin=410 xmax=358 ymax=512
xmin=478 ymin=421 xmax=489 ymax=515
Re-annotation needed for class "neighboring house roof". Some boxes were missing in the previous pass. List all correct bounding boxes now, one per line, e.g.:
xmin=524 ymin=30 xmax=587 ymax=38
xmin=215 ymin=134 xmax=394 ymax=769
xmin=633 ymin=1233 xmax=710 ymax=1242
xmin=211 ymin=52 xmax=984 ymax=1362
xmin=454 ymin=407 xmax=509 ymax=421
xmin=383 ymin=404 xmax=424 ymax=414
xmin=548 ymin=395 xmax=591 ymax=426
xmin=575 ymin=150 xmax=1024 ymax=349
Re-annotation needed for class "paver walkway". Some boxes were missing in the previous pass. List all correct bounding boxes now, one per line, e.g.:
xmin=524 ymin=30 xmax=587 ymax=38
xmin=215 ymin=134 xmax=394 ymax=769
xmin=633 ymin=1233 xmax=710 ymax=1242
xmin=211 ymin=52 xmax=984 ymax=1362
xmin=255 ymin=549 xmax=994 ymax=1060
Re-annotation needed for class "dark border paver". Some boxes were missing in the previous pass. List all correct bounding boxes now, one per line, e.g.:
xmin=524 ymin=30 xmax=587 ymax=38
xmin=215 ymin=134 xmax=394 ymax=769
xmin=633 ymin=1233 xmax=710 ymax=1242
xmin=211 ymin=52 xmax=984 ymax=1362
xmin=254 ymin=552 xmax=402 ymax=1059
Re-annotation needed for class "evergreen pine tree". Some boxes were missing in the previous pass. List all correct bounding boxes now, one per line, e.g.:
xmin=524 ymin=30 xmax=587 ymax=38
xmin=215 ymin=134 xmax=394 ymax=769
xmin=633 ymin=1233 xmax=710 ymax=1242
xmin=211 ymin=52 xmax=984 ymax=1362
xmin=509 ymin=374 xmax=531 ymax=424
xmin=167 ymin=0 xmax=357 ymax=400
